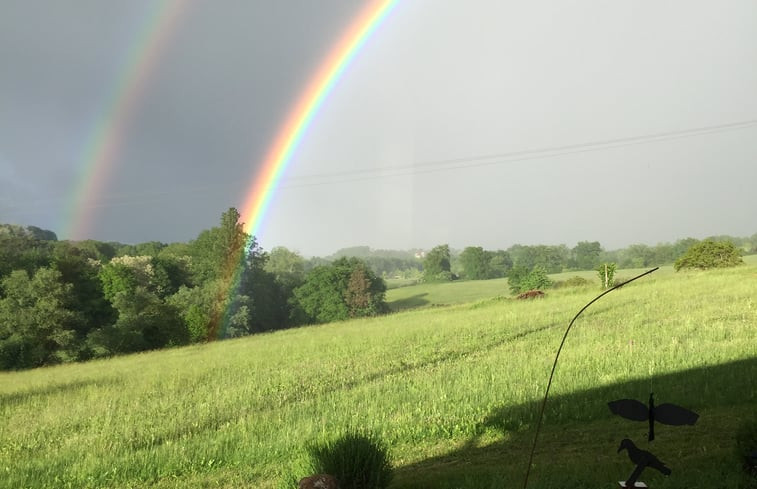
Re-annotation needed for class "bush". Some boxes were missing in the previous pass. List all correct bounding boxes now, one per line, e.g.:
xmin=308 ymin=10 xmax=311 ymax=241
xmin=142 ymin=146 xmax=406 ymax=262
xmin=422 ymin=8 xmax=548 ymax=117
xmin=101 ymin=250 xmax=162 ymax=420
xmin=508 ymin=265 xmax=552 ymax=295
xmin=306 ymin=431 xmax=392 ymax=489
xmin=596 ymin=262 xmax=616 ymax=289
xmin=736 ymin=418 xmax=757 ymax=488
xmin=674 ymin=240 xmax=743 ymax=271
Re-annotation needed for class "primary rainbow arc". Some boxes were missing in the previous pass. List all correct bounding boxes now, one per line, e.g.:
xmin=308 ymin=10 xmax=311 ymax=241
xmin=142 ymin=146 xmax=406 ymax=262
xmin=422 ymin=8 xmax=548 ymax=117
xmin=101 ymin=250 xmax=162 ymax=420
xmin=239 ymin=0 xmax=399 ymax=241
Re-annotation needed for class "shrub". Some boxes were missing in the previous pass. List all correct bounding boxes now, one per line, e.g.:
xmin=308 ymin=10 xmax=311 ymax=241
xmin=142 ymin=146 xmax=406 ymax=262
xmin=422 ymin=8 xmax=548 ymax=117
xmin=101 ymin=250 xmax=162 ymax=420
xmin=674 ymin=240 xmax=743 ymax=271
xmin=736 ymin=418 xmax=757 ymax=488
xmin=508 ymin=265 xmax=552 ymax=295
xmin=596 ymin=263 xmax=616 ymax=289
xmin=520 ymin=266 xmax=552 ymax=293
xmin=306 ymin=431 xmax=392 ymax=489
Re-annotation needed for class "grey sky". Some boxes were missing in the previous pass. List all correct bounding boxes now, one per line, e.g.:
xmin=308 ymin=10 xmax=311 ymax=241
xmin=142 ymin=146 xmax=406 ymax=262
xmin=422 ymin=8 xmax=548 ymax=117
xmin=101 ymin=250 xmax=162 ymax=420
xmin=1 ymin=1 xmax=755 ymax=256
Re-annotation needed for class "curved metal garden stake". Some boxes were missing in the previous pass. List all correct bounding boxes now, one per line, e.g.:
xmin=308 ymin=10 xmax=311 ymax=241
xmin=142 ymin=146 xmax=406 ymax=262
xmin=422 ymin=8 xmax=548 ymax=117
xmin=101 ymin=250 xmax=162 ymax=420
xmin=522 ymin=267 xmax=659 ymax=489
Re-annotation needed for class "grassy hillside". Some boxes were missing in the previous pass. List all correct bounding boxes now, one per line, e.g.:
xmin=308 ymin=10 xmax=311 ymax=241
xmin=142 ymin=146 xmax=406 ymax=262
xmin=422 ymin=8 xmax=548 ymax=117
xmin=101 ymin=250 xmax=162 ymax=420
xmin=385 ymin=258 xmax=757 ymax=311
xmin=1 ymin=262 xmax=756 ymax=488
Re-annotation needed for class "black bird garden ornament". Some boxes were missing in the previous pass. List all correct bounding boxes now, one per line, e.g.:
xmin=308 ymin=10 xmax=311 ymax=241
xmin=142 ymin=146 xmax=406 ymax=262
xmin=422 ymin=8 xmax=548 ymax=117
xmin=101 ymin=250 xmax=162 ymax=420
xmin=608 ymin=393 xmax=699 ymax=441
xmin=617 ymin=438 xmax=671 ymax=487
xmin=521 ymin=267 xmax=659 ymax=489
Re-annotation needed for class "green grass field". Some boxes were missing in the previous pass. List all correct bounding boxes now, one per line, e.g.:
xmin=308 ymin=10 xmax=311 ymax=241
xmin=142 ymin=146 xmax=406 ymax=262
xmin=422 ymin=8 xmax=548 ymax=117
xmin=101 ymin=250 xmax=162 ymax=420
xmin=384 ymin=265 xmax=683 ymax=312
xmin=1 ymin=260 xmax=756 ymax=488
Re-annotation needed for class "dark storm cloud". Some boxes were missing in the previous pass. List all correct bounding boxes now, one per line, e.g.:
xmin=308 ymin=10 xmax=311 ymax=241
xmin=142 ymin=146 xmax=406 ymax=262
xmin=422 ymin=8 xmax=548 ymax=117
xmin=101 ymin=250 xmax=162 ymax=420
xmin=0 ymin=0 xmax=366 ymax=243
xmin=1 ymin=1 xmax=756 ymax=254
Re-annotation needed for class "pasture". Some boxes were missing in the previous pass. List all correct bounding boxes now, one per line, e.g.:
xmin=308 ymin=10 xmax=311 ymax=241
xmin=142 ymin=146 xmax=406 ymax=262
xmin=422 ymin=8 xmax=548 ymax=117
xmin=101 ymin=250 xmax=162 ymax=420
xmin=1 ymin=260 xmax=755 ymax=488
xmin=384 ymin=264 xmax=681 ymax=312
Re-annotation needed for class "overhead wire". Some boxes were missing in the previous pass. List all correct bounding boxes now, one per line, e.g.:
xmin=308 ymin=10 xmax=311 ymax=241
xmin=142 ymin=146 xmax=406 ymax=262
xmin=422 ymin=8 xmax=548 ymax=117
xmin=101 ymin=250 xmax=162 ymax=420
xmin=278 ymin=118 xmax=757 ymax=189
xmin=8 ymin=118 xmax=756 ymax=213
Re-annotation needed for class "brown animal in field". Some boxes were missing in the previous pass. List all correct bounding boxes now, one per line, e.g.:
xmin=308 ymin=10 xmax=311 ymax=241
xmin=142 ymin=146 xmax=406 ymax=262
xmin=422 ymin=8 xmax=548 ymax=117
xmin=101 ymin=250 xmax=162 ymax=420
xmin=516 ymin=290 xmax=545 ymax=300
xmin=298 ymin=474 xmax=339 ymax=489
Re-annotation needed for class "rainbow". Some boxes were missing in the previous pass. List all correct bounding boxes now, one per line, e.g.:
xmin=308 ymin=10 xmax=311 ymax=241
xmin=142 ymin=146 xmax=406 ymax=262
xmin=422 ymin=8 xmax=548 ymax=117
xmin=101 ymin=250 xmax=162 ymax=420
xmin=61 ymin=0 xmax=186 ymax=240
xmin=212 ymin=0 xmax=398 ymax=337
xmin=239 ymin=0 xmax=399 ymax=239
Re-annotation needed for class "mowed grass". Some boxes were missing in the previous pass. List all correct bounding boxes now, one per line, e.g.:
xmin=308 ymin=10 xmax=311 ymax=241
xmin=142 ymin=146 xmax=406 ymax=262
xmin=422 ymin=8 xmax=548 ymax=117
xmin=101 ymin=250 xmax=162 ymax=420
xmin=1 ymin=262 xmax=756 ymax=488
xmin=386 ymin=277 xmax=510 ymax=311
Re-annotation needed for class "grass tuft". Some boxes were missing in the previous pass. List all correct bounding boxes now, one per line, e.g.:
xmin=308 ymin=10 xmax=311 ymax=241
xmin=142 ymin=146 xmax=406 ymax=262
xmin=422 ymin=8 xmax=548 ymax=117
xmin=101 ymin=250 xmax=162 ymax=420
xmin=305 ymin=431 xmax=393 ymax=489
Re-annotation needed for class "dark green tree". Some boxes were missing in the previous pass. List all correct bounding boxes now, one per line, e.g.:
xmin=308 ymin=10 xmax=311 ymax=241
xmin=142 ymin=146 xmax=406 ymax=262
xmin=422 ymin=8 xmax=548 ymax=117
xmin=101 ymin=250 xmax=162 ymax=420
xmin=25 ymin=225 xmax=58 ymax=241
xmin=188 ymin=207 xmax=248 ymax=284
xmin=487 ymin=250 xmax=513 ymax=278
xmin=264 ymin=246 xmax=306 ymax=290
xmin=114 ymin=241 xmax=165 ymax=258
xmin=672 ymin=238 xmax=699 ymax=259
xmin=0 ymin=225 xmax=53 ymax=279
xmin=423 ymin=244 xmax=452 ymax=282
xmin=87 ymin=287 xmax=187 ymax=356
xmin=292 ymin=258 xmax=386 ymax=324
xmin=506 ymin=265 xmax=530 ymax=295
xmin=99 ymin=256 xmax=158 ymax=301
xmin=0 ymin=268 xmax=79 ymax=368
xmin=238 ymin=247 xmax=284 ymax=334
xmin=458 ymin=246 xmax=491 ymax=280
xmin=507 ymin=244 xmax=567 ymax=273
xmin=622 ymin=243 xmax=656 ymax=268
xmin=572 ymin=241 xmax=602 ymax=270
xmin=51 ymin=242 xmax=116 ymax=344
xmin=182 ymin=208 xmax=256 ymax=339
xmin=261 ymin=246 xmax=306 ymax=328
xmin=93 ymin=254 xmax=191 ymax=353
xmin=72 ymin=240 xmax=117 ymax=262
xmin=151 ymin=254 xmax=192 ymax=297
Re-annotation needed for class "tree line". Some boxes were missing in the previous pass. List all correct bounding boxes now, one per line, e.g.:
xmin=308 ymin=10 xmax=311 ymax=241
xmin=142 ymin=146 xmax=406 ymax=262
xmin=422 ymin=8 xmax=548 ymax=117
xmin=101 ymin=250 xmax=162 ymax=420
xmin=0 ymin=209 xmax=385 ymax=370
xmin=425 ymin=235 xmax=756 ymax=284
xmin=1 ymin=212 xmax=754 ymax=370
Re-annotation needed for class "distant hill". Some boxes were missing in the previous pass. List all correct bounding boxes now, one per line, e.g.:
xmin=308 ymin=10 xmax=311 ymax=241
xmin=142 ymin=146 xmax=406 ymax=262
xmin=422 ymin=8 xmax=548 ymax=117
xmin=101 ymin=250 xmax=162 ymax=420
xmin=0 ymin=223 xmax=57 ymax=241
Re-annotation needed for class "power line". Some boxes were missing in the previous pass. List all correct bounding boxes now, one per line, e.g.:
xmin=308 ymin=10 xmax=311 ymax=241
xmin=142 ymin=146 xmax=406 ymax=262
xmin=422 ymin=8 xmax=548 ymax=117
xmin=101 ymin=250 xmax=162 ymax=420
xmin=10 ymin=118 xmax=755 ymax=213
xmin=279 ymin=118 xmax=757 ymax=189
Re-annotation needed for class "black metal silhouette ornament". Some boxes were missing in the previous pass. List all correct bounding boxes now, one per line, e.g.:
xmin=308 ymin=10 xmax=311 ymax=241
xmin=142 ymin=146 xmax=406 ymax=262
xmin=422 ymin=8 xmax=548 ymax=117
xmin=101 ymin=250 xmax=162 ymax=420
xmin=617 ymin=438 xmax=671 ymax=487
xmin=608 ymin=393 xmax=699 ymax=441
xmin=521 ymin=267 xmax=659 ymax=489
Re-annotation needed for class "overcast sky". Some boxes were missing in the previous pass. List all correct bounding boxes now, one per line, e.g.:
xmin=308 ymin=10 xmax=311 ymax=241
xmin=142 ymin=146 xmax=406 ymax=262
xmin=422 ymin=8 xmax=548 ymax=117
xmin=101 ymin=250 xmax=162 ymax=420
xmin=2 ymin=1 xmax=756 ymax=256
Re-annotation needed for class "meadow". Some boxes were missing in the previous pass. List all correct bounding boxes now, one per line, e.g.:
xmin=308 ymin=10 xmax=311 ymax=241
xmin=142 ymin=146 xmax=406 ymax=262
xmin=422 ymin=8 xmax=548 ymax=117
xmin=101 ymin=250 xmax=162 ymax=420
xmin=383 ymin=265 xmax=680 ymax=312
xmin=1 ymin=259 xmax=756 ymax=488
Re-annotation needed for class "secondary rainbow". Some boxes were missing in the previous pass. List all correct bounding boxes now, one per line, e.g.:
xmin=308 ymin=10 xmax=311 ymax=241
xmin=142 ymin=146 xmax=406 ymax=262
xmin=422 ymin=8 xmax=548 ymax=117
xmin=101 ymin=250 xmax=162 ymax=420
xmin=239 ymin=0 xmax=399 ymax=240
xmin=61 ymin=0 xmax=186 ymax=240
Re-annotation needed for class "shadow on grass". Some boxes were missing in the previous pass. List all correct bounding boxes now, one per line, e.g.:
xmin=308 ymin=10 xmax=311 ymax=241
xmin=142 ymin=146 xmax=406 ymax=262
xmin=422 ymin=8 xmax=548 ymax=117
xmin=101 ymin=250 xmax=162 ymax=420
xmin=392 ymin=356 xmax=757 ymax=488
xmin=0 ymin=377 xmax=123 ymax=407
xmin=388 ymin=293 xmax=430 ymax=312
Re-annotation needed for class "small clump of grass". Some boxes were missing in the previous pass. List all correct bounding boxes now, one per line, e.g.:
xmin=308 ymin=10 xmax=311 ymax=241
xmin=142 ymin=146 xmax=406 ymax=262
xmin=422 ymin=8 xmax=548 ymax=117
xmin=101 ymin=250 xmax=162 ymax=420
xmin=306 ymin=430 xmax=392 ymax=489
